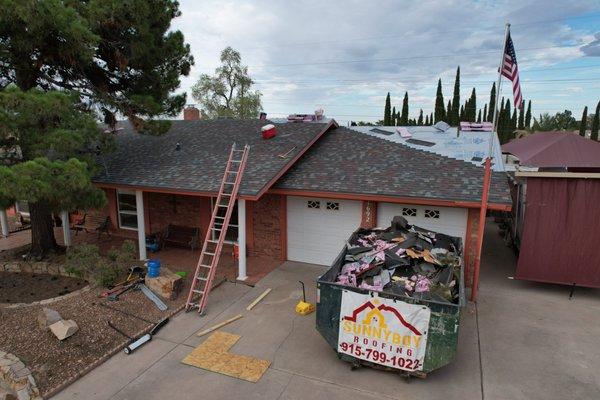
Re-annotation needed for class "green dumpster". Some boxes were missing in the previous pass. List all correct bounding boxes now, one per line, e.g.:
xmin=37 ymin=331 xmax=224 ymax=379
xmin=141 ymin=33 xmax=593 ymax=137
xmin=316 ymin=227 xmax=465 ymax=377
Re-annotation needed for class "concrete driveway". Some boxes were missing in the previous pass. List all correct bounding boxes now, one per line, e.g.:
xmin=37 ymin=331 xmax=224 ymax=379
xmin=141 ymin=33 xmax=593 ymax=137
xmin=53 ymin=222 xmax=600 ymax=400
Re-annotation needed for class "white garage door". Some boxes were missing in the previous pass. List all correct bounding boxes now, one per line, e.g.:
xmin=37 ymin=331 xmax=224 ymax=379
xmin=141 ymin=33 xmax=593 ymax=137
xmin=287 ymin=196 xmax=362 ymax=265
xmin=377 ymin=203 xmax=468 ymax=249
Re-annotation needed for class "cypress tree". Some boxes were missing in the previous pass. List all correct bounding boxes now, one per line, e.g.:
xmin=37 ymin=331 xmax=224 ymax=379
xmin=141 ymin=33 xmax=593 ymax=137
xmin=459 ymin=105 xmax=465 ymax=121
xmin=400 ymin=92 xmax=409 ymax=125
xmin=591 ymin=101 xmax=600 ymax=141
xmin=384 ymin=92 xmax=391 ymax=125
xmin=418 ymin=109 xmax=424 ymax=125
xmin=511 ymin=106 xmax=518 ymax=132
xmin=430 ymin=112 xmax=434 ymax=125
xmin=579 ymin=106 xmax=588 ymax=137
xmin=391 ymin=106 xmax=396 ymax=126
xmin=451 ymin=66 xmax=460 ymax=126
xmin=425 ymin=114 xmax=429 ymax=125
xmin=447 ymin=100 xmax=452 ymax=122
xmin=467 ymin=88 xmax=476 ymax=122
xmin=487 ymin=82 xmax=496 ymax=122
xmin=525 ymin=100 xmax=532 ymax=128
xmin=477 ymin=109 xmax=482 ymax=123
xmin=498 ymin=97 xmax=506 ymax=143
xmin=483 ymin=104 xmax=488 ymax=124
xmin=434 ymin=79 xmax=445 ymax=123
xmin=518 ymin=104 xmax=525 ymax=129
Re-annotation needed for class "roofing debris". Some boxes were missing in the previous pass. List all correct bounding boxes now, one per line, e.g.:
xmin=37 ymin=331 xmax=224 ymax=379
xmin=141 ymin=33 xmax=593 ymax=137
xmin=335 ymin=216 xmax=462 ymax=304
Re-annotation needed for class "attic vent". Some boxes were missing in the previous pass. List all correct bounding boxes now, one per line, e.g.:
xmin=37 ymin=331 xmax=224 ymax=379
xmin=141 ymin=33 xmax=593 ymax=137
xmin=406 ymin=138 xmax=436 ymax=147
xmin=370 ymin=128 xmax=394 ymax=136
xmin=471 ymin=156 xmax=483 ymax=162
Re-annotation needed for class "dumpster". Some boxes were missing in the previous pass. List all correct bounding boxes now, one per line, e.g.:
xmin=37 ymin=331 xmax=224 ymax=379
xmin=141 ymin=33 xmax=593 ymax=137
xmin=316 ymin=217 xmax=465 ymax=377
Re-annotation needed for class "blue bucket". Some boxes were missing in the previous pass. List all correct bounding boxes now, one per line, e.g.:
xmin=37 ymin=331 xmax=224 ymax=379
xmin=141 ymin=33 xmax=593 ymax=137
xmin=147 ymin=259 xmax=161 ymax=278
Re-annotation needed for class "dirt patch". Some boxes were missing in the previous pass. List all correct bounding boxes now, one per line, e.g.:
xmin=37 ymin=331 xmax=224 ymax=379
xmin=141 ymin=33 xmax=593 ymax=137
xmin=0 ymin=271 xmax=87 ymax=304
xmin=0 ymin=277 xmax=193 ymax=397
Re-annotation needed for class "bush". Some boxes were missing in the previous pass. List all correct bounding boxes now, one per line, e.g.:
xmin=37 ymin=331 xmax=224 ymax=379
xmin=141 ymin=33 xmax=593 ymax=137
xmin=65 ymin=242 xmax=136 ymax=288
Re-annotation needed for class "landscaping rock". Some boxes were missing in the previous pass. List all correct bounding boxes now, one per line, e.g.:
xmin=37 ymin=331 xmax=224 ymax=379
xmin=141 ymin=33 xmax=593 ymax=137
xmin=37 ymin=308 xmax=62 ymax=330
xmin=49 ymin=320 xmax=78 ymax=341
xmin=144 ymin=267 xmax=182 ymax=300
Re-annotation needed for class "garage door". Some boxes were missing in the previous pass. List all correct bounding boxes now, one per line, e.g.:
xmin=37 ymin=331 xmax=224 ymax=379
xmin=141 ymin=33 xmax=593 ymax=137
xmin=287 ymin=196 xmax=362 ymax=265
xmin=377 ymin=203 xmax=467 ymax=248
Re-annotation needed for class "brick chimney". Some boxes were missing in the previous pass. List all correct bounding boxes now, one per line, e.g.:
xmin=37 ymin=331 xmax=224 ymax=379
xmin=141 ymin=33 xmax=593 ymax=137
xmin=183 ymin=105 xmax=200 ymax=120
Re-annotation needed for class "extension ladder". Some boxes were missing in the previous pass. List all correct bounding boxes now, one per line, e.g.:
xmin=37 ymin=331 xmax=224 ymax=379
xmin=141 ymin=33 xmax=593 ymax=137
xmin=185 ymin=143 xmax=250 ymax=314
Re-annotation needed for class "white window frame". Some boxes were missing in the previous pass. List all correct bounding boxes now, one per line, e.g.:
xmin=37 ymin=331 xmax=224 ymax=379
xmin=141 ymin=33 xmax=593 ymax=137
xmin=117 ymin=189 xmax=138 ymax=231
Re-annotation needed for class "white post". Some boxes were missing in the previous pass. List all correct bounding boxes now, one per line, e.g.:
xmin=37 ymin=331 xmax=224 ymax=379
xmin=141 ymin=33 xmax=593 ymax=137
xmin=0 ymin=209 xmax=9 ymax=238
xmin=60 ymin=210 xmax=72 ymax=246
xmin=135 ymin=190 xmax=147 ymax=260
xmin=237 ymin=199 xmax=247 ymax=281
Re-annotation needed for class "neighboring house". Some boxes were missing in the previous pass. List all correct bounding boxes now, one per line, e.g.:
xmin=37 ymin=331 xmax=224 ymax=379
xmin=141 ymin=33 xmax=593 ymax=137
xmin=86 ymin=109 xmax=511 ymax=286
xmin=502 ymin=132 xmax=600 ymax=288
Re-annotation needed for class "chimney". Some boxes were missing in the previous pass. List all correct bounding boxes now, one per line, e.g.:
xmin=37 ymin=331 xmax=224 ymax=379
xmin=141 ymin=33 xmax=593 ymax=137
xmin=183 ymin=105 xmax=201 ymax=121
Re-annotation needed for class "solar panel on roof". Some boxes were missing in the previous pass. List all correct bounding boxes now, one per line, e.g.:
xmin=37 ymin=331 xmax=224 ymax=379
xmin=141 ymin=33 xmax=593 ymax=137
xmin=370 ymin=128 xmax=395 ymax=136
xmin=406 ymin=138 xmax=435 ymax=147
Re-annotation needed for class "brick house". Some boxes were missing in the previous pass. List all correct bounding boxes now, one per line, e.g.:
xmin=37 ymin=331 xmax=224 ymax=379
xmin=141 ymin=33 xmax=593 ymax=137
xmin=86 ymin=113 xmax=511 ymax=284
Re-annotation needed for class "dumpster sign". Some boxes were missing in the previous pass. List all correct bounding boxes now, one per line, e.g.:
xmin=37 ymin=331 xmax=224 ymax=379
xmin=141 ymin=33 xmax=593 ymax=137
xmin=338 ymin=290 xmax=431 ymax=371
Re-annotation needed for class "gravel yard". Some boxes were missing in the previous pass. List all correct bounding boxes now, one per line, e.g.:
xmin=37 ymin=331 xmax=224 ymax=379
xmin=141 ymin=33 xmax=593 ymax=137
xmin=0 ymin=271 xmax=87 ymax=304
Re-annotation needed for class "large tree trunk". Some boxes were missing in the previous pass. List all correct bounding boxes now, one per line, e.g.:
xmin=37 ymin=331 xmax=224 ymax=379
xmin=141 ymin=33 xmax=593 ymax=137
xmin=29 ymin=200 xmax=60 ymax=258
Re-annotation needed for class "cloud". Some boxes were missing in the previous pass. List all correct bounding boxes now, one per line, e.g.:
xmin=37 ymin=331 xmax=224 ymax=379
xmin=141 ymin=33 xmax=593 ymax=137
xmin=581 ymin=32 xmax=600 ymax=56
xmin=172 ymin=0 xmax=599 ymax=122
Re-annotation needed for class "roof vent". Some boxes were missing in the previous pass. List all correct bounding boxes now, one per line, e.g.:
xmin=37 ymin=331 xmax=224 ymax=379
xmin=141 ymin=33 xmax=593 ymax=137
xmin=432 ymin=121 xmax=450 ymax=132
xmin=370 ymin=128 xmax=394 ymax=136
xmin=175 ymin=142 xmax=181 ymax=151
xmin=406 ymin=138 xmax=436 ymax=147
xmin=396 ymin=127 xmax=412 ymax=138
xmin=261 ymin=124 xmax=277 ymax=140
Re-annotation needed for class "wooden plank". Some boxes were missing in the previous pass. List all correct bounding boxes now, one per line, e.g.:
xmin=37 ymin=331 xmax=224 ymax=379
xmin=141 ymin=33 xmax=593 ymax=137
xmin=246 ymin=288 xmax=272 ymax=311
xmin=196 ymin=314 xmax=243 ymax=337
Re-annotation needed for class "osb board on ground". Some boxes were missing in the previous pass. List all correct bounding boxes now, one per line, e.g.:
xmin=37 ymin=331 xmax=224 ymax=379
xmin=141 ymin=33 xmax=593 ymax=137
xmin=182 ymin=331 xmax=271 ymax=382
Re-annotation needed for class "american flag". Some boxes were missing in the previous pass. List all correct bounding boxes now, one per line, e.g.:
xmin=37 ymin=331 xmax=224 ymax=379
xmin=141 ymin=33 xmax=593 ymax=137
xmin=500 ymin=32 xmax=523 ymax=109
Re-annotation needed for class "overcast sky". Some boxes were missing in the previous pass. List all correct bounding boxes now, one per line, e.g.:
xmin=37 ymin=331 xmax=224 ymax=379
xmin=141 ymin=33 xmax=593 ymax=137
xmin=171 ymin=0 xmax=600 ymax=125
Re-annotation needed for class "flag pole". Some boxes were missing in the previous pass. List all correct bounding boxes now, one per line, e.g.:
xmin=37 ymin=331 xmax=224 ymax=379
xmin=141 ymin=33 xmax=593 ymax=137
xmin=471 ymin=22 xmax=510 ymax=302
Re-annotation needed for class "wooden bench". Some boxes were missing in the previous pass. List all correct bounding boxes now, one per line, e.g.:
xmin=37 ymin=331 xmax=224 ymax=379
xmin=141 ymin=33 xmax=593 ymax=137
xmin=161 ymin=224 xmax=200 ymax=251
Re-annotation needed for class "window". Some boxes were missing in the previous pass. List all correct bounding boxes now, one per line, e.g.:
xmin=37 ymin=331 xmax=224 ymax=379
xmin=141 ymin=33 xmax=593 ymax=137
xmin=424 ymin=209 xmax=440 ymax=219
xmin=117 ymin=190 xmax=138 ymax=230
xmin=326 ymin=201 xmax=340 ymax=211
xmin=402 ymin=207 xmax=417 ymax=217
xmin=307 ymin=200 xmax=320 ymax=209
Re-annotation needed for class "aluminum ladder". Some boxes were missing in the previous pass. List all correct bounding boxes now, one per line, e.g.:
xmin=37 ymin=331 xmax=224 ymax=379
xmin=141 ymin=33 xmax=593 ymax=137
xmin=185 ymin=143 xmax=250 ymax=314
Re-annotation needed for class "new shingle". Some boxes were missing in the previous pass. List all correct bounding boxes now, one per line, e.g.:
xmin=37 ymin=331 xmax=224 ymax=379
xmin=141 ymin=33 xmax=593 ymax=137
xmin=93 ymin=119 xmax=332 ymax=197
xmin=275 ymin=127 xmax=511 ymax=206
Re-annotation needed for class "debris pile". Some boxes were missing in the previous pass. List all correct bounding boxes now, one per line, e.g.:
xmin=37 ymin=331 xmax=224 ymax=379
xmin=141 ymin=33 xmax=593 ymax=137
xmin=335 ymin=217 xmax=462 ymax=304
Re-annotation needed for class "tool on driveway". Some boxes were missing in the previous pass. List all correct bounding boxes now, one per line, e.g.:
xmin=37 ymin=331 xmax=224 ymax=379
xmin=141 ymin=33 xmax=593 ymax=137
xmin=295 ymin=281 xmax=315 ymax=315
xmin=196 ymin=314 xmax=243 ymax=337
xmin=246 ymin=288 xmax=272 ymax=311
xmin=140 ymin=284 xmax=168 ymax=311
xmin=124 ymin=317 xmax=169 ymax=354
xmin=186 ymin=143 xmax=250 ymax=315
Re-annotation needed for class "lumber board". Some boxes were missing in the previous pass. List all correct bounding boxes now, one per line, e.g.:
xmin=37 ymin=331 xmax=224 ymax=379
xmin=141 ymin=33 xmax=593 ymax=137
xmin=197 ymin=314 xmax=243 ymax=337
xmin=246 ymin=288 xmax=272 ymax=311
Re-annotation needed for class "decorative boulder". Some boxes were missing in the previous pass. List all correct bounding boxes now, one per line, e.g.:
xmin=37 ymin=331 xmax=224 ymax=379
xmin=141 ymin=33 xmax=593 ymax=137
xmin=37 ymin=308 xmax=62 ymax=330
xmin=49 ymin=319 xmax=79 ymax=341
xmin=144 ymin=267 xmax=182 ymax=300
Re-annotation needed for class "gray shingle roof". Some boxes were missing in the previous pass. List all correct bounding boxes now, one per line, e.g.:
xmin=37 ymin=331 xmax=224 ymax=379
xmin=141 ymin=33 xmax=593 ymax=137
xmin=274 ymin=127 xmax=512 ymax=206
xmin=93 ymin=119 xmax=332 ymax=197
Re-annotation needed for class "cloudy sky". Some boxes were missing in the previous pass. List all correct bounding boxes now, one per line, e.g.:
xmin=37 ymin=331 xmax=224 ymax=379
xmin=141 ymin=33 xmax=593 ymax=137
xmin=171 ymin=0 xmax=600 ymax=125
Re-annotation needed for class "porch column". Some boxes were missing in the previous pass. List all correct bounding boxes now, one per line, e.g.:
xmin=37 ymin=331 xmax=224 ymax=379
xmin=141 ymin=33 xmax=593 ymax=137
xmin=0 ymin=209 xmax=8 ymax=238
xmin=237 ymin=199 xmax=247 ymax=280
xmin=135 ymin=190 xmax=147 ymax=260
xmin=60 ymin=210 xmax=72 ymax=246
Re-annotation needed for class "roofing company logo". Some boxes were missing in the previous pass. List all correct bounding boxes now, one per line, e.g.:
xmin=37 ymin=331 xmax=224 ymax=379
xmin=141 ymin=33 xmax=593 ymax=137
xmin=341 ymin=298 xmax=423 ymax=348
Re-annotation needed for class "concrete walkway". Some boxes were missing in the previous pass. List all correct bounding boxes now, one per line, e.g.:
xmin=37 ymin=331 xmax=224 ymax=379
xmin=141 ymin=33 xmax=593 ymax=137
xmin=53 ymin=222 xmax=600 ymax=400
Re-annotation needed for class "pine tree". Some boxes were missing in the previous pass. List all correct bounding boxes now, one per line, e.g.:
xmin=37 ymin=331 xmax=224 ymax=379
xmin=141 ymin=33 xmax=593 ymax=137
xmin=579 ymin=106 xmax=588 ymax=137
xmin=0 ymin=0 xmax=193 ymax=256
xmin=483 ymin=104 xmax=488 ymax=124
xmin=459 ymin=105 xmax=465 ymax=121
xmin=518 ymin=104 xmax=525 ymax=129
xmin=391 ymin=106 xmax=396 ymax=126
xmin=498 ymin=97 xmax=506 ymax=143
xmin=467 ymin=88 xmax=476 ymax=122
xmin=591 ymin=101 xmax=600 ymax=141
xmin=384 ymin=92 xmax=391 ymax=125
xmin=511 ymin=107 xmax=518 ymax=132
xmin=425 ymin=114 xmax=429 ymax=125
xmin=434 ymin=79 xmax=445 ymax=123
xmin=487 ymin=82 xmax=496 ymax=122
xmin=430 ymin=112 xmax=434 ymax=125
xmin=525 ymin=100 xmax=532 ymax=129
xmin=400 ymin=92 xmax=409 ymax=125
xmin=477 ymin=109 xmax=482 ymax=123
xmin=447 ymin=100 xmax=452 ymax=121
xmin=451 ymin=66 xmax=460 ymax=126
xmin=418 ymin=109 xmax=424 ymax=125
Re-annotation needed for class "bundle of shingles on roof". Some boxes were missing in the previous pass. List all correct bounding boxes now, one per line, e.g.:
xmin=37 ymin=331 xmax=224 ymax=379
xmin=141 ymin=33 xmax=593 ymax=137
xmin=336 ymin=216 xmax=461 ymax=304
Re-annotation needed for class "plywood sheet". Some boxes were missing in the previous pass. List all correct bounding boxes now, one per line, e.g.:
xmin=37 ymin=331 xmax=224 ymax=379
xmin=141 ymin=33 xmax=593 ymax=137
xmin=182 ymin=331 xmax=270 ymax=382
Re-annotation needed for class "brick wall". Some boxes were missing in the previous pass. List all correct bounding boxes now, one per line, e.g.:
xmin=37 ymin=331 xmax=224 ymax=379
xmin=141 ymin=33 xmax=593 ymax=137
xmin=146 ymin=192 xmax=211 ymax=235
xmin=249 ymin=194 xmax=285 ymax=260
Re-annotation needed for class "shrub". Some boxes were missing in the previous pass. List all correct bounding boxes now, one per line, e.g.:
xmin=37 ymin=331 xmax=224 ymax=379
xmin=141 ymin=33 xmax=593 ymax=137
xmin=65 ymin=242 xmax=136 ymax=288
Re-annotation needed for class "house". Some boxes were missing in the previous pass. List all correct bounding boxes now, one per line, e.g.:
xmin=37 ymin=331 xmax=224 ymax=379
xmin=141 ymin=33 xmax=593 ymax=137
xmin=502 ymin=131 xmax=600 ymax=288
xmin=84 ymin=109 xmax=511 ymax=287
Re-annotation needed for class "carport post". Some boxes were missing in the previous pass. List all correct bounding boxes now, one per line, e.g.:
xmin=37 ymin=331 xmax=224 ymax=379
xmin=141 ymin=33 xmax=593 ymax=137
xmin=60 ymin=210 xmax=72 ymax=246
xmin=135 ymin=190 xmax=147 ymax=260
xmin=237 ymin=199 xmax=248 ymax=280
xmin=0 ymin=209 xmax=9 ymax=237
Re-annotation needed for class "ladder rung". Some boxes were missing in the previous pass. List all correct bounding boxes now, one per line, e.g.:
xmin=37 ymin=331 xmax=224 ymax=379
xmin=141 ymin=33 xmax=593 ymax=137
xmin=207 ymin=239 xmax=218 ymax=244
xmin=199 ymin=264 xmax=212 ymax=268
xmin=224 ymin=181 xmax=236 ymax=185
xmin=227 ymin=170 xmax=238 ymax=174
xmin=211 ymin=227 xmax=222 ymax=232
xmin=204 ymin=252 xmax=215 ymax=256
xmin=192 ymin=289 xmax=204 ymax=294
xmin=215 ymin=216 xmax=224 ymax=220
xmin=231 ymin=160 xmax=242 ymax=163
xmin=197 ymin=276 xmax=207 ymax=281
